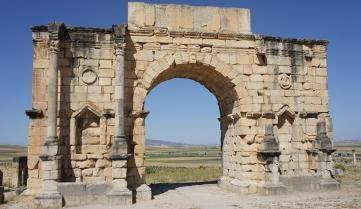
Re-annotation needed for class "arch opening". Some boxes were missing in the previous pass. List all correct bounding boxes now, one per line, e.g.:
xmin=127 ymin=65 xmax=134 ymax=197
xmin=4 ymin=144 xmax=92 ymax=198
xmin=148 ymin=63 xmax=239 ymax=118
xmin=144 ymin=78 xmax=222 ymax=189
xmin=130 ymin=61 xmax=241 ymax=190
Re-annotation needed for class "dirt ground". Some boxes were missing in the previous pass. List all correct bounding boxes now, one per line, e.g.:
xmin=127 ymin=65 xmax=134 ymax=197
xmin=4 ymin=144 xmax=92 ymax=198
xmin=72 ymin=183 xmax=361 ymax=209
xmin=2 ymin=181 xmax=361 ymax=209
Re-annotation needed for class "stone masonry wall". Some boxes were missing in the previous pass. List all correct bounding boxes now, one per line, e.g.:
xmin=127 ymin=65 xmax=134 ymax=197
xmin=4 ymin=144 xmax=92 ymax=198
xmin=0 ymin=161 xmax=12 ymax=187
xmin=28 ymin=28 xmax=119 ymax=192
xmin=126 ymin=30 xmax=331 ymax=192
xmin=27 ymin=2 xmax=336 ymax=197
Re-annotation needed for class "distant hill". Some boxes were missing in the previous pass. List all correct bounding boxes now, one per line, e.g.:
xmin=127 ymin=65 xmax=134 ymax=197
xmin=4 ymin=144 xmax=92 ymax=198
xmin=0 ymin=144 xmax=27 ymax=161
xmin=0 ymin=144 xmax=26 ymax=149
xmin=146 ymin=139 xmax=219 ymax=148
xmin=147 ymin=139 xmax=361 ymax=149
xmin=334 ymin=140 xmax=361 ymax=147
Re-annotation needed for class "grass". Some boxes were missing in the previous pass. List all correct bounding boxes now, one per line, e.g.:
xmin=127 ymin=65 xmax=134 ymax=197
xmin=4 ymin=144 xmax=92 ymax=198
xmin=145 ymin=166 xmax=221 ymax=184
xmin=146 ymin=146 xmax=221 ymax=158
xmin=0 ymin=146 xmax=27 ymax=161
xmin=144 ymin=146 xmax=222 ymax=184
xmin=335 ymin=163 xmax=361 ymax=183
xmin=145 ymin=156 xmax=221 ymax=168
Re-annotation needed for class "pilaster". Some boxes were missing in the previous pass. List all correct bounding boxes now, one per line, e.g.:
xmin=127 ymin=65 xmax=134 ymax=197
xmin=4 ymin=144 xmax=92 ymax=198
xmin=106 ymin=25 xmax=133 ymax=205
xmin=35 ymin=22 xmax=65 ymax=208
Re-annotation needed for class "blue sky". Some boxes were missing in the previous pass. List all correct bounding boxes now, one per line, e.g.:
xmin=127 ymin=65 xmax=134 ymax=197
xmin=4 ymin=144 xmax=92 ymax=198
xmin=0 ymin=0 xmax=360 ymax=145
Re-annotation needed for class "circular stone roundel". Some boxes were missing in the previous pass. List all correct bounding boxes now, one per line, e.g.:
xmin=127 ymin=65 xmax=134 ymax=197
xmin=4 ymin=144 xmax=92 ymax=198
xmin=278 ymin=74 xmax=292 ymax=89
xmin=82 ymin=69 xmax=97 ymax=85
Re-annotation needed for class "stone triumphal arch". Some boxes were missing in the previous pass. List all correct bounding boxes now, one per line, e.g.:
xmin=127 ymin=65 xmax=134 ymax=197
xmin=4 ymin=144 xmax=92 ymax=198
xmin=26 ymin=2 xmax=339 ymax=208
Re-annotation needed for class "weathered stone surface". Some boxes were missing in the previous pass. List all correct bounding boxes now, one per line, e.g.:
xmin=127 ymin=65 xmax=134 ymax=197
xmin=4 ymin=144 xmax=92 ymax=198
xmin=95 ymin=159 xmax=110 ymax=168
xmin=128 ymin=2 xmax=251 ymax=33
xmin=77 ymin=160 xmax=95 ymax=169
xmin=27 ymin=2 xmax=334 ymax=207
xmin=112 ymin=168 xmax=127 ymax=179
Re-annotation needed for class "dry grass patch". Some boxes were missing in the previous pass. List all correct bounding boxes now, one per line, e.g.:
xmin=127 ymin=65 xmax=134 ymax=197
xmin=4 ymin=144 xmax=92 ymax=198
xmin=145 ymin=166 xmax=221 ymax=184
xmin=336 ymin=164 xmax=361 ymax=183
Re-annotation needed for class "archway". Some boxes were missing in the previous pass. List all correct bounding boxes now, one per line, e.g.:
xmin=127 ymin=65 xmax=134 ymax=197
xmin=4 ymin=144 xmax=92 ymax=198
xmin=130 ymin=54 xmax=244 ymax=192
xmin=144 ymin=78 xmax=222 ymax=190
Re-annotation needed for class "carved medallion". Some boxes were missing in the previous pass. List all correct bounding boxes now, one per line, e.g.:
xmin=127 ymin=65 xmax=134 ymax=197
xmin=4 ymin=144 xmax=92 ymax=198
xmin=81 ymin=69 xmax=97 ymax=85
xmin=278 ymin=74 xmax=292 ymax=89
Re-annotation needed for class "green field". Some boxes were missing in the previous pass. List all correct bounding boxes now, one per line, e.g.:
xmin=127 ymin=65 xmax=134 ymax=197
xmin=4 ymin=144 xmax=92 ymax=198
xmin=0 ymin=145 xmax=27 ymax=161
xmin=145 ymin=146 xmax=222 ymax=184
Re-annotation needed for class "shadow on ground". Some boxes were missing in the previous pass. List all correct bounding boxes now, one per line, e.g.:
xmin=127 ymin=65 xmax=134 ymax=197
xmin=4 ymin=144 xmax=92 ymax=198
xmin=149 ymin=180 xmax=218 ymax=196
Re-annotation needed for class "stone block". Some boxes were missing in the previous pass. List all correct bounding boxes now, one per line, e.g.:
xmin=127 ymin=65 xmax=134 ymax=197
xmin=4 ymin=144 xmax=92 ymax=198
xmin=27 ymin=178 xmax=42 ymax=189
xmin=136 ymin=50 xmax=154 ymax=61
xmin=156 ymin=36 xmax=173 ymax=43
xmin=128 ymin=2 xmax=251 ymax=33
xmin=77 ymin=160 xmax=95 ymax=169
xmin=136 ymin=184 xmax=152 ymax=201
xmin=82 ymin=145 xmax=108 ymax=154
xmin=113 ymin=160 xmax=127 ymax=168
xmin=42 ymin=170 xmax=60 ymax=180
xmin=131 ymin=35 xmax=157 ymax=43
xmin=82 ymin=168 xmax=93 ymax=177
xmin=99 ymin=68 xmax=114 ymax=78
xmin=42 ymin=160 xmax=59 ymax=171
xmin=98 ymin=77 xmax=112 ymax=86
xmin=28 ymin=156 xmax=39 ymax=170
xmin=107 ymin=188 xmax=133 ymax=205
xmin=28 ymin=169 xmax=39 ymax=178
xmin=112 ymin=168 xmax=127 ymax=179
xmin=99 ymin=60 xmax=113 ymax=69
xmin=95 ymin=159 xmax=110 ymax=168
xmin=237 ymin=53 xmax=253 ymax=64
xmin=83 ymin=176 xmax=105 ymax=183
xmin=87 ymin=154 xmax=103 ymax=159
xmin=104 ymin=167 xmax=112 ymax=178
xmin=203 ymin=39 xmax=226 ymax=47
xmin=35 ymin=192 xmax=63 ymax=209
xmin=58 ymin=182 xmax=86 ymax=206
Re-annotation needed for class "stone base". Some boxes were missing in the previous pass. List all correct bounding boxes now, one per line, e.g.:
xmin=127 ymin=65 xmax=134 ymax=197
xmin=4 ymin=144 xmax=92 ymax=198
xmin=136 ymin=184 xmax=152 ymax=202
xmin=35 ymin=192 xmax=63 ymax=208
xmin=22 ymin=188 xmax=41 ymax=196
xmin=58 ymin=182 xmax=111 ymax=206
xmin=280 ymin=175 xmax=322 ymax=192
xmin=262 ymin=183 xmax=287 ymax=195
xmin=280 ymin=175 xmax=340 ymax=192
xmin=14 ymin=186 xmax=27 ymax=195
xmin=218 ymin=177 xmax=250 ymax=194
xmin=106 ymin=188 xmax=133 ymax=205
xmin=0 ymin=186 xmax=4 ymax=204
xmin=320 ymin=178 xmax=340 ymax=190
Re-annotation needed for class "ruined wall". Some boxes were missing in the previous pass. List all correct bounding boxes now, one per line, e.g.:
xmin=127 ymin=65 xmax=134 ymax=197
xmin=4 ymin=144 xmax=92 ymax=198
xmin=126 ymin=2 xmax=333 ymax=193
xmin=27 ymin=2 xmax=336 ymax=198
xmin=28 ymin=27 xmax=118 ymax=191
xmin=0 ymin=161 xmax=12 ymax=187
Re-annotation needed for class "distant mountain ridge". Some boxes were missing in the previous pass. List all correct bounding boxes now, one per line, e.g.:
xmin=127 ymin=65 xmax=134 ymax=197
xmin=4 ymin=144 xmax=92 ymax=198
xmin=146 ymin=139 xmax=361 ymax=148
xmin=0 ymin=144 xmax=26 ymax=149
xmin=334 ymin=139 xmax=361 ymax=147
xmin=146 ymin=139 xmax=219 ymax=148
